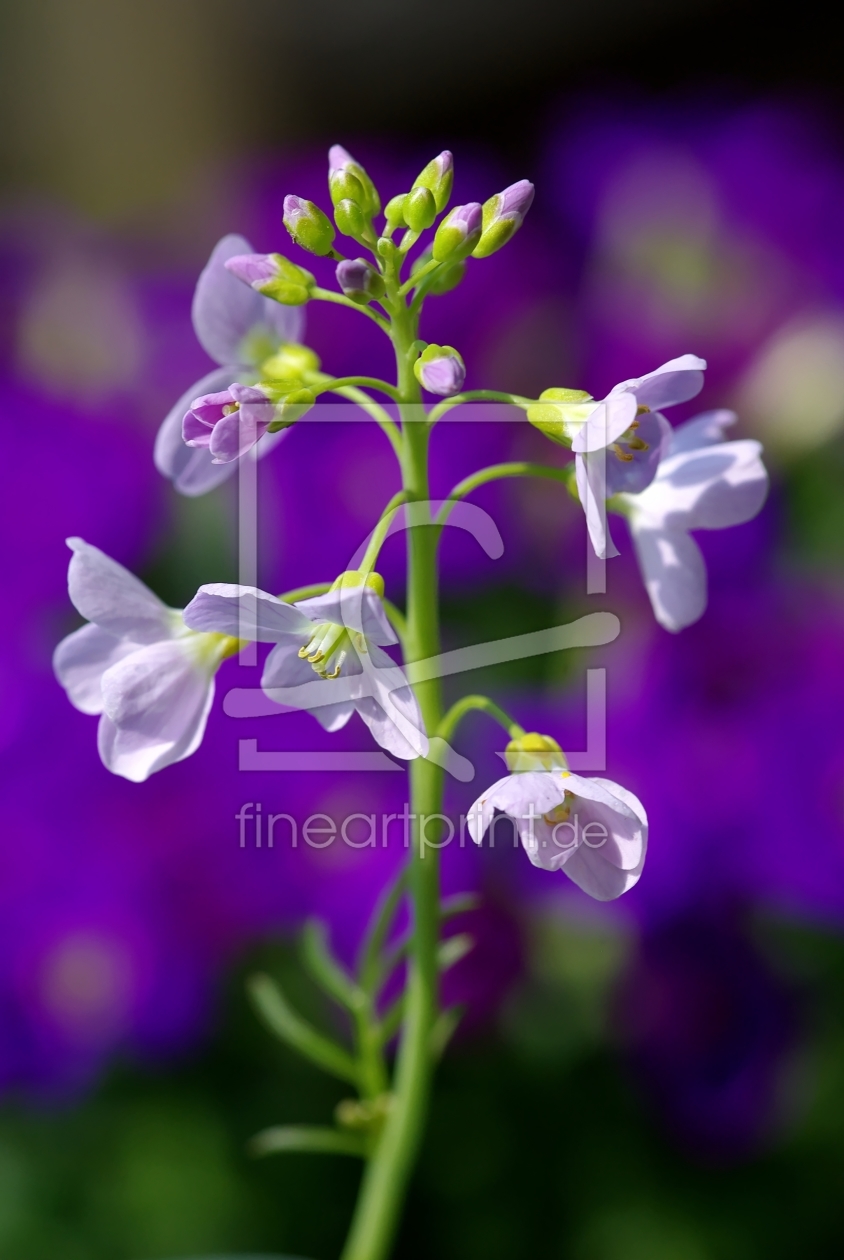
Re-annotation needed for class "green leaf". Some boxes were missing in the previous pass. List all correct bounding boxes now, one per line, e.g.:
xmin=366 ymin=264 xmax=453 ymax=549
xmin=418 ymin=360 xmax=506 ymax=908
xmin=249 ymin=1125 xmax=367 ymax=1159
xmin=300 ymin=920 xmax=366 ymax=1013
xmin=248 ymin=973 xmax=359 ymax=1086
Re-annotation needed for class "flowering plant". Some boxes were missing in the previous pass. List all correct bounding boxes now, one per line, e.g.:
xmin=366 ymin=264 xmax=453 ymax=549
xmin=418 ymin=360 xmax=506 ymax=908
xmin=53 ymin=144 xmax=768 ymax=1259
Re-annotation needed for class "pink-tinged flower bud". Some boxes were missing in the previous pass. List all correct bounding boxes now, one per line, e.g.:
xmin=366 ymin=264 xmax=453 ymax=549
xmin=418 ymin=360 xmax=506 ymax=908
xmin=412 ymin=150 xmax=454 ymax=213
xmin=224 ymin=253 xmax=314 ymax=305
xmin=328 ymin=144 xmax=381 ymax=217
xmin=414 ymin=344 xmax=465 ymax=396
xmin=432 ymin=202 xmax=482 ymax=262
xmin=182 ymin=383 xmax=275 ymax=463
xmin=283 ymin=195 xmax=336 ymax=256
xmin=336 ymin=257 xmax=386 ymax=305
xmin=472 ymin=179 xmax=535 ymax=258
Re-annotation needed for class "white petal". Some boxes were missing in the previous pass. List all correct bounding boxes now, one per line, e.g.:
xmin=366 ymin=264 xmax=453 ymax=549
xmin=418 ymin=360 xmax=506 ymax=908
xmin=575 ymin=453 xmax=620 ymax=560
xmin=184 ymin=584 xmax=313 ymax=641
xmin=622 ymin=354 xmax=707 ymax=412
xmin=97 ymin=640 xmax=216 ymax=781
xmin=295 ymin=587 xmax=397 ymax=645
xmin=571 ymin=391 xmax=638 ymax=454
xmin=53 ymin=623 xmax=138 ymax=715
xmin=561 ymin=844 xmax=645 ymax=900
xmin=629 ymin=521 xmax=708 ymax=632
xmin=261 ymin=640 xmax=319 ymax=690
xmin=467 ymin=771 xmax=571 ymax=847
xmin=350 ymin=643 xmax=428 ymax=759
xmin=66 ymin=538 xmax=173 ymax=643
xmin=633 ymin=440 xmax=767 ymax=531
xmin=153 ymin=365 xmax=240 ymax=494
xmin=313 ymin=702 xmax=355 ymax=732
xmin=669 ymin=409 xmax=737 ymax=455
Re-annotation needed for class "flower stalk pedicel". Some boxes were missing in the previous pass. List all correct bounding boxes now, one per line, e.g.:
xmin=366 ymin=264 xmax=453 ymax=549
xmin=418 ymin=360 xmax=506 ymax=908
xmin=54 ymin=143 xmax=768 ymax=1260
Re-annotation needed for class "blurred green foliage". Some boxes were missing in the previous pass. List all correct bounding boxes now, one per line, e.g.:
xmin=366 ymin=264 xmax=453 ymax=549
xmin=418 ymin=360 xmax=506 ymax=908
xmin=3 ymin=918 xmax=844 ymax=1259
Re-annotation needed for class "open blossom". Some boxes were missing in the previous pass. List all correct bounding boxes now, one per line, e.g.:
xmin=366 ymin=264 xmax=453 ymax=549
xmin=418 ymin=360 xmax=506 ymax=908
xmin=618 ymin=409 xmax=769 ymax=631
xmin=154 ymin=234 xmax=303 ymax=497
xmin=53 ymin=539 xmax=241 ymax=782
xmin=573 ymin=355 xmax=707 ymax=559
xmin=184 ymin=575 xmax=428 ymax=761
xmin=468 ymin=734 xmax=647 ymax=900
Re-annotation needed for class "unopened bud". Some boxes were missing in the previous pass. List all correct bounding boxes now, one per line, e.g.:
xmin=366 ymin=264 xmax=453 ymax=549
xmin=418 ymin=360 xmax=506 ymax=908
xmin=410 ymin=249 xmax=465 ymax=295
xmin=404 ymin=185 xmax=437 ymax=232
xmin=260 ymin=344 xmax=321 ymax=383
xmin=526 ymin=388 xmax=594 ymax=446
xmin=384 ymin=194 xmax=408 ymax=229
xmin=505 ymin=732 xmax=568 ymax=773
xmin=283 ymin=195 xmax=336 ymax=256
xmin=412 ymin=150 xmax=453 ymax=213
xmin=328 ymin=144 xmax=381 ymax=217
xmin=432 ymin=202 xmax=482 ymax=262
xmin=224 ymin=253 xmax=313 ymax=305
xmin=472 ymin=180 xmax=535 ymax=258
xmin=334 ymin=198 xmax=368 ymax=241
xmin=336 ymin=257 xmax=386 ymax=305
xmin=414 ymin=344 xmax=465 ymax=396
xmin=376 ymin=236 xmax=398 ymax=265
xmin=267 ymin=387 xmax=315 ymax=432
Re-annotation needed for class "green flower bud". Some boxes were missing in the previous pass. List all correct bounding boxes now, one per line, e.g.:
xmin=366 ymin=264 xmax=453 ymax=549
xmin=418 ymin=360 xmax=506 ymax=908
xmin=334 ymin=198 xmax=368 ymax=240
xmin=411 ymin=249 xmax=466 ymax=295
xmin=377 ymin=236 xmax=398 ymax=265
xmin=283 ymin=195 xmax=336 ymax=256
xmin=432 ymin=202 xmax=482 ymax=262
xmin=384 ymin=194 xmax=408 ymax=229
xmin=505 ymin=732 xmax=568 ymax=773
xmin=328 ymin=145 xmax=381 ymax=217
xmin=472 ymin=180 xmax=535 ymax=259
xmin=260 ymin=343 xmax=322 ymax=383
xmin=267 ymin=387 xmax=315 ymax=432
xmin=526 ymin=388 xmax=595 ymax=446
xmin=404 ymin=185 xmax=437 ymax=232
xmin=239 ymin=254 xmax=313 ymax=305
xmin=411 ymin=150 xmax=453 ymax=213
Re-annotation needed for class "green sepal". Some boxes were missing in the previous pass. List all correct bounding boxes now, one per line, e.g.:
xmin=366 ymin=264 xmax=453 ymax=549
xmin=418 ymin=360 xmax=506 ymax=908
xmin=267 ymin=387 xmax=315 ymax=432
xmin=384 ymin=194 xmax=408 ymax=228
xmin=526 ymin=387 xmax=594 ymax=446
xmin=258 ymin=255 xmax=315 ymax=306
xmin=284 ymin=199 xmax=336 ymax=256
xmin=412 ymin=155 xmax=454 ymax=213
xmin=404 ymin=185 xmax=437 ymax=232
xmin=334 ymin=198 xmax=368 ymax=240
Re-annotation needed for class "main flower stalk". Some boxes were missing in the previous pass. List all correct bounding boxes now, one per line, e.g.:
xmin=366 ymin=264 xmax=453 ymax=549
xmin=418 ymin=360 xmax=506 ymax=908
xmin=340 ymin=281 xmax=444 ymax=1260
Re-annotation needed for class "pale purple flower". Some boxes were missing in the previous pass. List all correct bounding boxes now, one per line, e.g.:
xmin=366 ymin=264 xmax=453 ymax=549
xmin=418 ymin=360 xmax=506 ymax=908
xmin=468 ymin=768 xmax=647 ymax=900
xmin=53 ymin=540 xmax=241 ymax=782
xmin=154 ymin=235 xmax=303 ymax=497
xmin=223 ymin=253 xmax=280 ymax=290
xmin=182 ymin=383 xmax=275 ymax=464
xmin=571 ymin=354 xmax=707 ymax=559
xmin=184 ymin=580 xmax=428 ymax=761
xmin=620 ymin=410 xmax=769 ymax=631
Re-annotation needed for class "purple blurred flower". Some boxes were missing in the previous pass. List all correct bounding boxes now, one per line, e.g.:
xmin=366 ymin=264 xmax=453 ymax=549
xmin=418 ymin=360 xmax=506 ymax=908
xmin=154 ymin=234 xmax=303 ymax=497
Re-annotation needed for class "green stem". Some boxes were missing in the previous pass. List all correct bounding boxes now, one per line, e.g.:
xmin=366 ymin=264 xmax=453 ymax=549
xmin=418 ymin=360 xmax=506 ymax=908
xmin=427 ymin=389 xmax=533 ymax=427
xmin=339 ymin=280 xmax=443 ymax=1260
xmin=311 ymin=287 xmax=391 ymax=334
xmin=437 ymin=694 xmax=525 ymax=745
xmin=313 ymin=375 xmax=402 ymax=402
xmin=278 ymin=582 xmax=332 ymax=603
xmin=359 ymin=491 xmax=410 ymax=575
xmin=436 ymin=460 xmax=572 ymax=528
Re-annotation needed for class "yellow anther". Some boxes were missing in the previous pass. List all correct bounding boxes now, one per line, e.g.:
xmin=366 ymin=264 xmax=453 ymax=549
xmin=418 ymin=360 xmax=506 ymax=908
xmin=222 ymin=403 xmax=238 ymax=416
xmin=627 ymin=436 xmax=649 ymax=451
xmin=297 ymin=645 xmax=310 ymax=658
xmin=610 ymin=443 xmax=634 ymax=462
xmin=636 ymin=404 xmax=650 ymax=416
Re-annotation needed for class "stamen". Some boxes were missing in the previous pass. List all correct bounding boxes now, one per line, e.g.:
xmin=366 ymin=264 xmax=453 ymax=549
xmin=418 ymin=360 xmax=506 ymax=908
xmin=610 ymin=443 xmax=634 ymax=463
xmin=626 ymin=437 xmax=649 ymax=451
xmin=635 ymin=405 xmax=650 ymax=416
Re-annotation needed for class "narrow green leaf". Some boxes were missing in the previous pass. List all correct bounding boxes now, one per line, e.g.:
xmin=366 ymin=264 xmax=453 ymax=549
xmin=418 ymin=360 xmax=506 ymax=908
xmin=437 ymin=932 xmax=474 ymax=972
xmin=248 ymin=973 xmax=359 ymax=1085
xmin=301 ymin=920 xmax=366 ymax=1012
xmin=441 ymin=891 xmax=482 ymax=919
xmin=430 ymin=1005 xmax=464 ymax=1060
xmin=250 ymin=1125 xmax=367 ymax=1159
